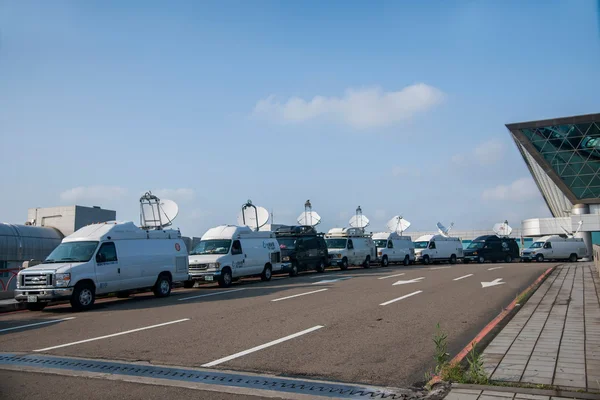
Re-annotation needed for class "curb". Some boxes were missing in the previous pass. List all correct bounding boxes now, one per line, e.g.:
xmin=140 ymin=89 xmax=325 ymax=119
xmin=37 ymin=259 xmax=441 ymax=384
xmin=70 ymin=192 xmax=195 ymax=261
xmin=0 ymin=301 xmax=26 ymax=314
xmin=428 ymin=265 xmax=555 ymax=386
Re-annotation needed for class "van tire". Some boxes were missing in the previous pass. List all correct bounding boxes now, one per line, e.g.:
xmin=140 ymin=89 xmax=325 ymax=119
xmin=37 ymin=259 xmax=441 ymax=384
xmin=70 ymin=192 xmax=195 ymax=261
xmin=183 ymin=280 xmax=195 ymax=289
xmin=26 ymin=302 xmax=47 ymax=311
xmin=153 ymin=274 xmax=172 ymax=298
xmin=316 ymin=259 xmax=326 ymax=273
xmin=289 ymin=262 xmax=299 ymax=277
xmin=261 ymin=265 xmax=272 ymax=281
xmin=536 ymin=254 xmax=544 ymax=263
xmin=569 ymin=253 xmax=577 ymax=262
xmin=403 ymin=255 xmax=410 ymax=266
xmin=218 ymin=268 xmax=233 ymax=288
xmin=363 ymin=256 xmax=371 ymax=269
xmin=341 ymin=258 xmax=349 ymax=270
xmin=450 ymin=254 xmax=457 ymax=264
xmin=423 ymin=255 xmax=430 ymax=265
xmin=478 ymin=256 xmax=485 ymax=264
xmin=70 ymin=282 xmax=96 ymax=311
xmin=505 ymin=255 xmax=513 ymax=263
xmin=381 ymin=256 xmax=389 ymax=267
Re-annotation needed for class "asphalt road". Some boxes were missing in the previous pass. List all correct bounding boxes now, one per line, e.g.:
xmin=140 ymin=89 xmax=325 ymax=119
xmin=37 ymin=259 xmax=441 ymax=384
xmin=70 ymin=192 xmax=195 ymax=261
xmin=0 ymin=261 xmax=555 ymax=398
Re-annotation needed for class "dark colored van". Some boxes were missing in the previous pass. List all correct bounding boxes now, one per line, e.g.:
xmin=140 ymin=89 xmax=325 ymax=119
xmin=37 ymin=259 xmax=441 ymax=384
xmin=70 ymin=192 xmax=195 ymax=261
xmin=463 ymin=235 xmax=520 ymax=263
xmin=275 ymin=226 xmax=329 ymax=276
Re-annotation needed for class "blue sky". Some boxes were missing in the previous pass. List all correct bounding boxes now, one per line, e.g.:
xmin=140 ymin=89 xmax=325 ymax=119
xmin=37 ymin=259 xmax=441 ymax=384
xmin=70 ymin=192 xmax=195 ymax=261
xmin=1 ymin=0 xmax=599 ymax=237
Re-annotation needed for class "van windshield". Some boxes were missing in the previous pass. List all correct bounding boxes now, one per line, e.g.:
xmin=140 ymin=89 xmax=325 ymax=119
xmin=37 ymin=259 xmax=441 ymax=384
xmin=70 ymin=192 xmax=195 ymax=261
xmin=191 ymin=240 xmax=232 ymax=255
xmin=374 ymin=240 xmax=388 ymax=248
xmin=414 ymin=241 xmax=429 ymax=249
xmin=529 ymin=242 xmax=543 ymax=249
xmin=467 ymin=241 xmax=485 ymax=250
xmin=278 ymin=238 xmax=297 ymax=250
xmin=326 ymin=238 xmax=347 ymax=249
xmin=45 ymin=241 xmax=98 ymax=263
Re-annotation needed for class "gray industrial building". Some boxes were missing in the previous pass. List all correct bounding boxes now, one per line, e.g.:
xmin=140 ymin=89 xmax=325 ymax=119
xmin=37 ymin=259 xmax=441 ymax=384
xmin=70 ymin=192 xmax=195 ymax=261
xmin=0 ymin=205 xmax=115 ymax=299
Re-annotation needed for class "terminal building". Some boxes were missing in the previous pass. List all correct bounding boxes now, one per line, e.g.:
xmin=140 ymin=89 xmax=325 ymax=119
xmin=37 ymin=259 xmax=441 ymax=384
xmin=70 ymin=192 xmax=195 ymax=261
xmin=506 ymin=113 xmax=600 ymax=257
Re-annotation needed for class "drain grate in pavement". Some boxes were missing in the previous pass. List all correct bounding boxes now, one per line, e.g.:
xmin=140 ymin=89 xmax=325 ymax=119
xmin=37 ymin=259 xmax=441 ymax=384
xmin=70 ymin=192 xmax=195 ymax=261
xmin=0 ymin=353 xmax=416 ymax=399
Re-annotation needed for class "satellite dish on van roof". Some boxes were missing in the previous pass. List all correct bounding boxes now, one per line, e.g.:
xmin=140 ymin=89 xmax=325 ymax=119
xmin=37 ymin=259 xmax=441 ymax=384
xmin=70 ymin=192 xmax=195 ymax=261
xmin=237 ymin=200 xmax=269 ymax=231
xmin=140 ymin=192 xmax=179 ymax=229
xmin=386 ymin=215 xmax=411 ymax=234
xmin=297 ymin=199 xmax=321 ymax=227
xmin=349 ymin=205 xmax=370 ymax=229
xmin=493 ymin=220 xmax=512 ymax=238
xmin=437 ymin=221 xmax=454 ymax=237
xmin=560 ymin=220 xmax=583 ymax=238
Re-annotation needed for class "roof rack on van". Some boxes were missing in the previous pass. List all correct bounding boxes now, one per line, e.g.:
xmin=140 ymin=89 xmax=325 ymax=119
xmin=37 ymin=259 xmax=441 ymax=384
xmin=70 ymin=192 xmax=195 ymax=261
xmin=275 ymin=225 xmax=317 ymax=236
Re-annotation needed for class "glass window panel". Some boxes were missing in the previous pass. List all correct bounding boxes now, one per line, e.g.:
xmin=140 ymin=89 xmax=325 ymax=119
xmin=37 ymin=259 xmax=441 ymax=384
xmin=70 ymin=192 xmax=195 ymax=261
xmin=572 ymin=177 xmax=588 ymax=188
xmin=561 ymin=176 xmax=577 ymax=186
xmin=565 ymin=162 xmax=585 ymax=175
xmin=572 ymin=187 xmax=587 ymax=198
xmin=574 ymin=123 xmax=592 ymax=137
xmin=552 ymin=151 xmax=574 ymax=163
xmin=580 ymin=163 xmax=597 ymax=175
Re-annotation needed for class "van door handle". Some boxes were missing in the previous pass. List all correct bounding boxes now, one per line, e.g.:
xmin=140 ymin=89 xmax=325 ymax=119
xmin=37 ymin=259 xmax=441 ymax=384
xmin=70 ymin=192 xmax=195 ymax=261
xmin=244 ymin=254 xmax=247 ymax=258
xmin=118 ymin=268 xmax=121 ymax=274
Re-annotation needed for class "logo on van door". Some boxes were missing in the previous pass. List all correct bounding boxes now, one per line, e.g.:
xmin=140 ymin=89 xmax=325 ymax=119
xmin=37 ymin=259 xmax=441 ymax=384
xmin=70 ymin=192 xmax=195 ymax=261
xmin=263 ymin=241 xmax=276 ymax=250
xmin=175 ymin=243 xmax=181 ymax=251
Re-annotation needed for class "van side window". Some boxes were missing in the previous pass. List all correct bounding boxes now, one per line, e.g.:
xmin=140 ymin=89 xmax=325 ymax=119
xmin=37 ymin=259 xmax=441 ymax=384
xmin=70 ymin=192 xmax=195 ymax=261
xmin=347 ymin=239 xmax=354 ymax=250
xmin=387 ymin=241 xmax=394 ymax=249
xmin=543 ymin=242 xmax=552 ymax=249
xmin=96 ymin=242 xmax=117 ymax=263
xmin=428 ymin=242 xmax=436 ymax=249
xmin=304 ymin=237 xmax=317 ymax=250
xmin=231 ymin=240 xmax=243 ymax=255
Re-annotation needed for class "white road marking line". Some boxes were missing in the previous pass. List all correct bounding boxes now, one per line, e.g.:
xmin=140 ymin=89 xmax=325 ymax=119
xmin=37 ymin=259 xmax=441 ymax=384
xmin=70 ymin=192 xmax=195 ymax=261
xmin=380 ymin=290 xmax=423 ymax=306
xmin=178 ymin=288 xmax=246 ymax=301
xmin=271 ymin=289 xmax=328 ymax=302
xmin=378 ymin=273 xmax=406 ymax=280
xmin=453 ymin=274 xmax=474 ymax=281
xmin=392 ymin=277 xmax=424 ymax=286
xmin=429 ymin=266 xmax=452 ymax=270
xmin=488 ymin=267 xmax=504 ymax=271
xmin=34 ymin=319 xmax=190 ymax=352
xmin=311 ymin=277 xmax=352 ymax=285
xmin=0 ymin=317 xmax=76 ymax=333
xmin=201 ymin=325 xmax=324 ymax=367
xmin=309 ymin=273 xmax=344 ymax=279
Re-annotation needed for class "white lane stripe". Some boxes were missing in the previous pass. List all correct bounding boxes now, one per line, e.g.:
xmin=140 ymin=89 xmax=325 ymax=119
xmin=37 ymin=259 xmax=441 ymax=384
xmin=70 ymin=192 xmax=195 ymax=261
xmin=488 ymin=267 xmax=504 ymax=271
xmin=201 ymin=325 xmax=324 ymax=367
xmin=178 ymin=288 xmax=246 ymax=301
xmin=34 ymin=319 xmax=190 ymax=352
xmin=0 ymin=317 xmax=76 ymax=333
xmin=429 ymin=266 xmax=451 ymax=270
xmin=271 ymin=289 xmax=328 ymax=302
xmin=379 ymin=291 xmax=422 ymax=306
xmin=453 ymin=274 xmax=473 ymax=281
xmin=309 ymin=273 xmax=344 ymax=279
xmin=378 ymin=273 xmax=405 ymax=280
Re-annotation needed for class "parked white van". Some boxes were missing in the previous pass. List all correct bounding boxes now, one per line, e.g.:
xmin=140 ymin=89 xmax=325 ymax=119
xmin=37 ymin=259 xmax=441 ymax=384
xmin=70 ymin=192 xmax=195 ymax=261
xmin=187 ymin=225 xmax=282 ymax=288
xmin=373 ymin=232 xmax=415 ymax=267
xmin=413 ymin=234 xmax=463 ymax=265
xmin=15 ymin=221 xmax=189 ymax=311
xmin=325 ymin=228 xmax=376 ymax=270
xmin=521 ymin=235 xmax=587 ymax=262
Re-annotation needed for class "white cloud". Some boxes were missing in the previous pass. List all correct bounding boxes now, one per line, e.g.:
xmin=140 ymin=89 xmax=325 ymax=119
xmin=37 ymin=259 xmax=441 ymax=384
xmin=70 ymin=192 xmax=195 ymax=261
xmin=482 ymin=178 xmax=540 ymax=202
xmin=151 ymin=188 xmax=195 ymax=203
xmin=452 ymin=139 xmax=506 ymax=167
xmin=253 ymin=84 xmax=445 ymax=129
xmin=60 ymin=186 xmax=127 ymax=203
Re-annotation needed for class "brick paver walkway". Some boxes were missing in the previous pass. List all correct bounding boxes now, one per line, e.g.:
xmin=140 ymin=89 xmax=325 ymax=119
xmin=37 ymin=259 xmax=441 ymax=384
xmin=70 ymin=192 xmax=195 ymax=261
xmin=480 ymin=263 xmax=600 ymax=391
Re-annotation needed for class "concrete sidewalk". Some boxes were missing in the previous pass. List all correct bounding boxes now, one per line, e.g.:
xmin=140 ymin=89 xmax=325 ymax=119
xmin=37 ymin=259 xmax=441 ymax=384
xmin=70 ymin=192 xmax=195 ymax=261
xmin=445 ymin=263 xmax=600 ymax=400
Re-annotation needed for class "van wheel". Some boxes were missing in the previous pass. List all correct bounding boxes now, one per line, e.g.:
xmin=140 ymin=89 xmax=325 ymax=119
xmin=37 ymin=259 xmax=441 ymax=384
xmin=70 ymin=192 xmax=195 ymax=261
xmin=26 ymin=302 xmax=47 ymax=311
xmin=423 ymin=255 xmax=430 ymax=265
xmin=153 ymin=274 xmax=172 ymax=298
xmin=450 ymin=254 xmax=457 ymax=264
xmin=403 ymin=255 xmax=410 ymax=266
xmin=218 ymin=268 xmax=232 ymax=287
xmin=316 ymin=259 xmax=326 ymax=273
xmin=536 ymin=254 xmax=544 ymax=263
xmin=478 ymin=256 xmax=485 ymax=264
xmin=261 ymin=265 xmax=272 ymax=281
xmin=289 ymin=262 xmax=299 ymax=277
xmin=569 ymin=253 xmax=577 ymax=262
xmin=340 ymin=258 xmax=349 ymax=270
xmin=505 ymin=255 xmax=513 ymax=263
xmin=70 ymin=282 xmax=96 ymax=311
xmin=183 ymin=280 xmax=195 ymax=289
xmin=381 ymin=256 xmax=389 ymax=267
xmin=464 ymin=259 xmax=470 ymax=264
xmin=363 ymin=256 xmax=371 ymax=269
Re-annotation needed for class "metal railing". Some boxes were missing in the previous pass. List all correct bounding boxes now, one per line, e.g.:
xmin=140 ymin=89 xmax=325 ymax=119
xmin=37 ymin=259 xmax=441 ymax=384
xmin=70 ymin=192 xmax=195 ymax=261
xmin=594 ymin=244 xmax=600 ymax=275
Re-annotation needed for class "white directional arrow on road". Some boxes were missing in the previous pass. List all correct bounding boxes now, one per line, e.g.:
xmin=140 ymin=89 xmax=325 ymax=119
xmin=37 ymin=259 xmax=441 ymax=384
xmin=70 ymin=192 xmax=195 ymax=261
xmin=392 ymin=277 xmax=425 ymax=286
xmin=312 ymin=277 xmax=352 ymax=285
xmin=481 ymin=278 xmax=505 ymax=288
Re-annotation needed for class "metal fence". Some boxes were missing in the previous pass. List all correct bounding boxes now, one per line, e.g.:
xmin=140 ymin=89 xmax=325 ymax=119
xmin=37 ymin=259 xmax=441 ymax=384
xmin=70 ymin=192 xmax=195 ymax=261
xmin=594 ymin=244 xmax=600 ymax=275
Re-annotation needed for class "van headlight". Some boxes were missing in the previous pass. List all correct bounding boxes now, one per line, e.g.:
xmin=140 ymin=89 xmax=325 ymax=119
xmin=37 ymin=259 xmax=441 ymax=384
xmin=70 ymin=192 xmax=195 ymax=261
xmin=16 ymin=275 xmax=21 ymax=288
xmin=55 ymin=273 xmax=71 ymax=287
xmin=282 ymin=256 xmax=290 ymax=262
xmin=208 ymin=263 xmax=220 ymax=270
xmin=337 ymin=254 xmax=342 ymax=258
